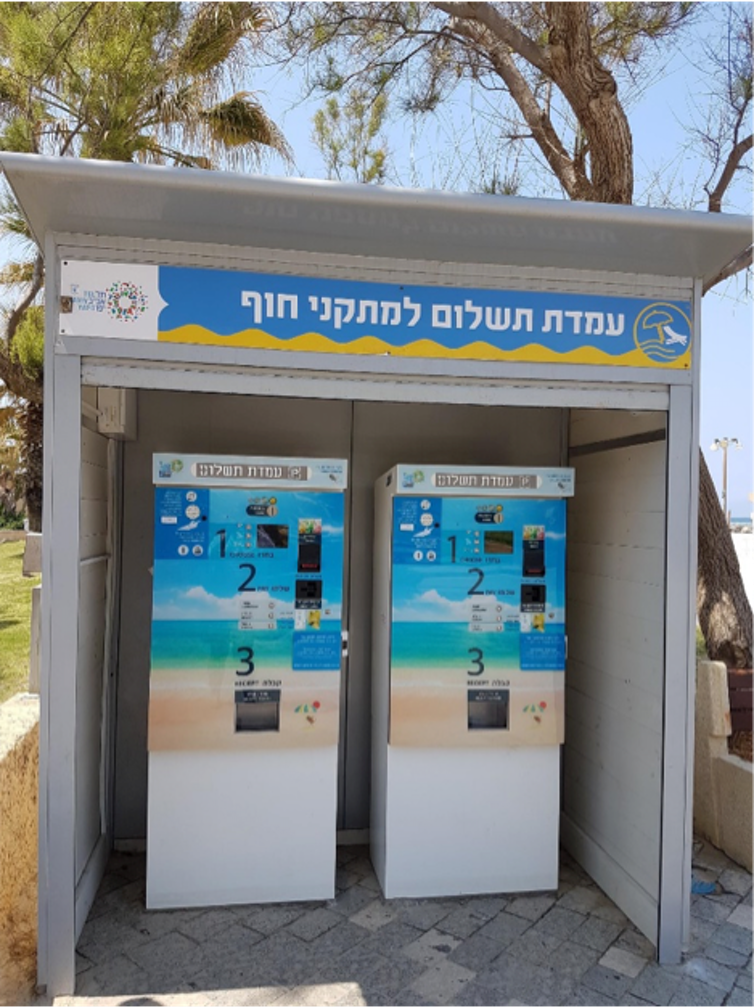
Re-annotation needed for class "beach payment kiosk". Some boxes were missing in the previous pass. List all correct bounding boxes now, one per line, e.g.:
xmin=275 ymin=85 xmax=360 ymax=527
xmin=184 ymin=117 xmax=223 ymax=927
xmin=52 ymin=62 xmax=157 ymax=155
xmin=372 ymin=464 xmax=574 ymax=898
xmin=147 ymin=454 xmax=347 ymax=908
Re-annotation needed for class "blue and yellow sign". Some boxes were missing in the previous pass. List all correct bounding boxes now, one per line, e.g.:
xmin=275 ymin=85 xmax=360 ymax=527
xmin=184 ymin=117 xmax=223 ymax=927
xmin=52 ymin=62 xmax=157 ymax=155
xmin=60 ymin=261 xmax=693 ymax=369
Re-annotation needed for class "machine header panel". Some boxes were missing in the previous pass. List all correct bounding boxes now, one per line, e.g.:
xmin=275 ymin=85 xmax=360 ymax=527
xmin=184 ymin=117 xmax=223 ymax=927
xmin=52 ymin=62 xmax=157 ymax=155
xmin=387 ymin=465 xmax=574 ymax=498
xmin=153 ymin=453 xmax=348 ymax=490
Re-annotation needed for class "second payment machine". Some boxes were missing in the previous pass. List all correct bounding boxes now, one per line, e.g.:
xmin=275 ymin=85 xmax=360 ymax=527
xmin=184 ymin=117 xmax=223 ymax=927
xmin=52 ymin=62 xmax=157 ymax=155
xmin=372 ymin=464 xmax=574 ymax=898
xmin=147 ymin=454 xmax=347 ymax=908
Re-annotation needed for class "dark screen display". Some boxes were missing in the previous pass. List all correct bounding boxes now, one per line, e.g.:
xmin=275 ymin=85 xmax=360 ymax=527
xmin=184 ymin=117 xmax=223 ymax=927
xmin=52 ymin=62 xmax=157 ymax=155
xmin=484 ymin=530 xmax=514 ymax=555
xmin=256 ymin=524 xmax=289 ymax=549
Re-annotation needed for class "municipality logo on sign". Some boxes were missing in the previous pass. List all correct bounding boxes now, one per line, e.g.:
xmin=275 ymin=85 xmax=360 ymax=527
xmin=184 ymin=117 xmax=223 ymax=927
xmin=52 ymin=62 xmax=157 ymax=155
xmin=106 ymin=281 xmax=148 ymax=322
xmin=633 ymin=303 xmax=691 ymax=364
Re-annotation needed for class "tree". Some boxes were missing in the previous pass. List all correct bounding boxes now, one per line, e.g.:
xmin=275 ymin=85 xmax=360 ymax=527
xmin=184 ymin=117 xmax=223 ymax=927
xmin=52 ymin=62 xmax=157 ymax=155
xmin=313 ymin=86 xmax=389 ymax=183
xmin=275 ymin=1 xmax=752 ymax=667
xmin=0 ymin=1 xmax=292 ymax=531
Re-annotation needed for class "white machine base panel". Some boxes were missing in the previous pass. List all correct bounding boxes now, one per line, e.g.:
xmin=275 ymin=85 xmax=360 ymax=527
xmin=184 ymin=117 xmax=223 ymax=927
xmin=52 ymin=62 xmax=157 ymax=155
xmin=378 ymin=746 xmax=560 ymax=898
xmin=147 ymin=749 xmax=337 ymax=908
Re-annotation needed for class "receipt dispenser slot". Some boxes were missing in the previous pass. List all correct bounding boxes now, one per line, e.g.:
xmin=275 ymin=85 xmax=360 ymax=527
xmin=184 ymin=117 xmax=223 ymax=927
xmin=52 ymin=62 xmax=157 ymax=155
xmin=467 ymin=690 xmax=509 ymax=731
xmin=235 ymin=690 xmax=281 ymax=733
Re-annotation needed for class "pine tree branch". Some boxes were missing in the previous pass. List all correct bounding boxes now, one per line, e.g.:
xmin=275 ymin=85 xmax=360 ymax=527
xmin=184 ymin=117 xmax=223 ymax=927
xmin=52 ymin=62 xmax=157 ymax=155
xmin=706 ymin=132 xmax=753 ymax=214
xmin=438 ymin=12 xmax=587 ymax=199
xmin=432 ymin=1 xmax=551 ymax=75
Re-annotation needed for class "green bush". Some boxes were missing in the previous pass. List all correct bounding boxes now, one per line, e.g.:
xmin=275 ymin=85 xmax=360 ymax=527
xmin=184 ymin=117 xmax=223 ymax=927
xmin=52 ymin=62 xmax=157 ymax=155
xmin=0 ymin=502 xmax=24 ymax=530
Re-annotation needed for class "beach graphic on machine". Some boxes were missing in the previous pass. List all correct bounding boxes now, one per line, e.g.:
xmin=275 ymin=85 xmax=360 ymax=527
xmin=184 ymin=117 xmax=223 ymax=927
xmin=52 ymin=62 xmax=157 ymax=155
xmin=149 ymin=474 xmax=345 ymax=751
xmin=389 ymin=494 xmax=566 ymax=747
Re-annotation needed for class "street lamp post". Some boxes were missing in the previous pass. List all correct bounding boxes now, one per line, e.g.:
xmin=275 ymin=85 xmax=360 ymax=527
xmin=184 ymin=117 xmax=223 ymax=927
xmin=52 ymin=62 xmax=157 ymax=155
xmin=710 ymin=437 xmax=742 ymax=526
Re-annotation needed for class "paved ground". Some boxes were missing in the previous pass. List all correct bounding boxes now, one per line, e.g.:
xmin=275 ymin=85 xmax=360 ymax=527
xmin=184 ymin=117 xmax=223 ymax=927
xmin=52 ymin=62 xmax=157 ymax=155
xmin=55 ymin=839 xmax=752 ymax=1007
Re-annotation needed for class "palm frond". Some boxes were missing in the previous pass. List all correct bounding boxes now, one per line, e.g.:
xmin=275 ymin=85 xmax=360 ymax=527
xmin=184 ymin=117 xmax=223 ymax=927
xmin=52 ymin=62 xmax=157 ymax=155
xmin=200 ymin=91 xmax=292 ymax=163
xmin=0 ymin=261 xmax=36 ymax=287
xmin=175 ymin=3 xmax=269 ymax=79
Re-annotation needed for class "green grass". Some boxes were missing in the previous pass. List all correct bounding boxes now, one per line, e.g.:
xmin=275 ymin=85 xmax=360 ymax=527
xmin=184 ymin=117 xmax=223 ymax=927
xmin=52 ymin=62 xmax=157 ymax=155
xmin=0 ymin=541 xmax=40 ymax=704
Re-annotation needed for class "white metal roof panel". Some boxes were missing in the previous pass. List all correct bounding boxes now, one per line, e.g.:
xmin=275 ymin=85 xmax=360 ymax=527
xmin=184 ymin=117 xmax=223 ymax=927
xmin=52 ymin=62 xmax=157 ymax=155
xmin=0 ymin=153 xmax=750 ymax=285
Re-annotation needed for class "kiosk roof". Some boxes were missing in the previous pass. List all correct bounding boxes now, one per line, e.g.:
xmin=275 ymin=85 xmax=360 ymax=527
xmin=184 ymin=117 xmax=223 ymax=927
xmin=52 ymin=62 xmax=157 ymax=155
xmin=0 ymin=152 xmax=750 ymax=286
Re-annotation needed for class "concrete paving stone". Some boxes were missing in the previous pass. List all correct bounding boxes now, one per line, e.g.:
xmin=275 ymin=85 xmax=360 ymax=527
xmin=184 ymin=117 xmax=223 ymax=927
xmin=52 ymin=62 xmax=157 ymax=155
xmin=249 ymin=931 xmax=321 ymax=987
xmin=693 ymin=840 xmax=736 ymax=874
xmin=358 ymin=954 xmax=429 ymax=1003
xmin=736 ymin=962 xmax=753 ymax=992
xmin=704 ymin=941 xmax=750 ymax=969
xmin=545 ymin=940 xmax=601 ymax=981
xmin=506 ymin=892 xmax=557 ymax=922
xmin=237 ymin=903 xmax=308 ymax=936
xmin=403 ymin=927 xmax=462 ymax=967
xmin=408 ymin=958 xmax=476 ymax=1005
xmin=280 ymin=980 xmax=364 ymax=1006
xmin=568 ymin=987 xmax=619 ymax=1006
xmin=175 ymin=906 xmax=250 ymax=944
xmin=579 ymin=963 xmax=634 ymax=1000
xmin=531 ymin=906 xmax=588 ymax=943
xmin=329 ymin=882 xmax=375 ymax=917
xmin=728 ymin=904 xmax=754 ymax=930
xmin=622 ymin=996 xmax=658 ymax=1006
xmin=331 ymin=989 xmax=368 ymax=1007
xmin=386 ymin=986 xmax=437 ymax=1006
xmin=570 ymin=915 xmax=624 ymax=953
xmin=557 ymin=885 xmax=613 ymax=916
xmin=203 ymin=979 xmax=288 ymax=1003
xmin=668 ymin=976 xmax=725 ymax=1006
xmin=88 ymin=877 xmax=148 ymax=919
xmin=335 ymin=868 xmax=362 ymax=891
xmin=357 ymin=872 xmax=382 ymax=894
xmin=461 ymin=895 xmax=510 ymax=919
xmin=345 ymin=855 xmax=374 ymax=879
xmin=436 ymin=904 xmax=494 ymax=939
xmin=356 ymin=919 xmax=426 ymax=957
xmin=474 ymin=950 xmax=557 ymax=1002
xmin=707 ymin=890 xmax=746 ymax=909
xmin=588 ymin=901 xmax=630 ymax=927
xmin=74 ymin=952 xmax=93 ymax=976
xmin=559 ymin=863 xmax=589 ymax=887
xmin=125 ymin=930 xmax=204 ymax=986
xmin=304 ymin=919 xmax=371 ymax=966
xmin=286 ymin=906 xmax=342 ymax=942
xmin=453 ymin=978 xmax=513 ymax=1005
xmin=336 ymin=845 xmax=360 ymax=864
xmin=476 ymin=910 xmax=531 ymax=947
xmin=197 ymin=920 xmax=269 ymax=971
xmin=198 ymin=935 xmax=279 ymax=988
xmin=504 ymin=927 xmax=563 ymax=965
xmin=682 ymin=955 xmax=738 ymax=993
xmin=192 ymin=978 xmax=290 ymax=1006
xmin=712 ymin=922 xmax=753 ymax=955
xmin=599 ymin=945 xmax=648 ymax=978
xmin=693 ymin=894 xmax=739 ymax=924
xmin=396 ymin=900 xmax=454 ymax=932
xmin=726 ymin=984 xmax=754 ymax=1006
xmin=614 ymin=928 xmax=656 ymax=959
xmin=73 ymin=953 xmax=152 ymax=998
xmin=719 ymin=869 xmax=753 ymax=898
xmin=686 ymin=914 xmax=722 ymax=953
xmin=76 ymin=912 xmax=155 ymax=966
xmin=629 ymin=962 xmax=683 ymax=1005
xmin=349 ymin=898 xmax=396 ymax=932
xmin=449 ymin=932 xmax=510 ymax=973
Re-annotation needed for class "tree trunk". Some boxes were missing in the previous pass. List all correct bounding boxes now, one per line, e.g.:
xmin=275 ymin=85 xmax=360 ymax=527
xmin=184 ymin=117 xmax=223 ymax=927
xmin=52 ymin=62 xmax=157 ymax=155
xmin=19 ymin=400 xmax=43 ymax=533
xmin=697 ymin=448 xmax=753 ymax=668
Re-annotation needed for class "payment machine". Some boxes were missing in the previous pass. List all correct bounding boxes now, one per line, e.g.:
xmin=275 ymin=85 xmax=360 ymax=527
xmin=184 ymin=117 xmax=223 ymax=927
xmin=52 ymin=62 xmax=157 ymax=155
xmin=372 ymin=464 xmax=574 ymax=898
xmin=147 ymin=454 xmax=347 ymax=908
